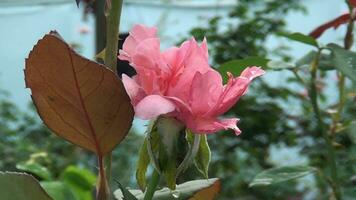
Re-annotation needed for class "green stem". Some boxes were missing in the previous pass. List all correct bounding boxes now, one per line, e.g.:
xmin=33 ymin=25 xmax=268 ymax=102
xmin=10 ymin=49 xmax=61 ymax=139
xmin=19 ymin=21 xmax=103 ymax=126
xmin=104 ymin=0 xmax=123 ymax=73
xmin=143 ymin=169 xmax=160 ymax=200
xmin=309 ymin=50 xmax=341 ymax=200
xmin=331 ymin=74 xmax=345 ymax=136
xmin=102 ymin=0 xmax=124 ymax=199
xmin=176 ymin=132 xmax=201 ymax=177
xmin=292 ymin=69 xmax=306 ymax=86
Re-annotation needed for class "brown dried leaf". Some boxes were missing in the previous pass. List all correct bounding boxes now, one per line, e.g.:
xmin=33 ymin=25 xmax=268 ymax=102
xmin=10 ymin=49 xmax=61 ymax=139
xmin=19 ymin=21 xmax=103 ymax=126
xmin=189 ymin=179 xmax=220 ymax=200
xmin=25 ymin=32 xmax=134 ymax=156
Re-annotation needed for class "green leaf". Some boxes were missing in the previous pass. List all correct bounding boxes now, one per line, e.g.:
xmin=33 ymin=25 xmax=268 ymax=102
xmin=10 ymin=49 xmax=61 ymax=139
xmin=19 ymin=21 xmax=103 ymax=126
xmin=296 ymin=51 xmax=317 ymax=67
xmin=114 ymin=180 xmax=138 ymax=200
xmin=218 ymin=57 xmax=269 ymax=82
xmin=41 ymin=181 xmax=77 ymax=200
xmin=296 ymin=51 xmax=334 ymax=70
xmin=61 ymin=166 xmax=96 ymax=200
xmin=278 ymin=32 xmax=319 ymax=47
xmin=0 ymin=172 xmax=53 ymax=200
xmin=194 ymin=134 xmax=211 ymax=178
xmin=114 ymin=178 xmax=220 ymax=200
xmin=156 ymin=117 xmax=184 ymax=190
xmin=159 ymin=143 xmax=177 ymax=190
xmin=136 ymin=138 xmax=150 ymax=191
xmin=16 ymin=162 xmax=52 ymax=181
xmin=156 ymin=117 xmax=183 ymax=157
xmin=249 ymin=166 xmax=317 ymax=187
xmin=328 ymin=43 xmax=356 ymax=82
xmin=61 ymin=166 xmax=96 ymax=191
xmin=343 ymin=187 xmax=356 ymax=200
xmin=267 ymin=60 xmax=295 ymax=71
xmin=146 ymin=123 xmax=161 ymax=174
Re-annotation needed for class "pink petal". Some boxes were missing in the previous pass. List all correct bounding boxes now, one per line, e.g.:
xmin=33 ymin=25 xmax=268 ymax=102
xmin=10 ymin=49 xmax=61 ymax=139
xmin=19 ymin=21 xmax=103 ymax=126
xmin=118 ymin=49 xmax=130 ymax=61
xmin=201 ymin=37 xmax=209 ymax=60
xmin=240 ymin=66 xmax=266 ymax=80
xmin=165 ymin=96 xmax=192 ymax=120
xmin=190 ymin=71 xmax=223 ymax=115
xmin=162 ymin=47 xmax=185 ymax=75
xmin=118 ymin=24 xmax=157 ymax=62
xmin=122 ymin=74 xmax=145 ymax=105
xmin=129 ymin=38 xmax=171 ymax=94
xmin=218 ymin=118 xmax=241 ymax=135
xmin=184 ymin=38 xmax=211 ymax=72
xmin=135 ymin=95 xmax=176 ymax=120
xmin=187 ymin=117 xmax=241 ymax=135
xmin=131 ymin=24 xmax=157 ymax=40
xmin=167 ymin=38 xmax=212 ymax=101
xmin=132 ymin=38 xmax=170 ymax=74
xmin=131 ymin=38 xmax=160 ymax=68
xmin=162 ymin=47 xmax=180 ymax=68
xmin=208 ymin=67 xmax=265 ymax=116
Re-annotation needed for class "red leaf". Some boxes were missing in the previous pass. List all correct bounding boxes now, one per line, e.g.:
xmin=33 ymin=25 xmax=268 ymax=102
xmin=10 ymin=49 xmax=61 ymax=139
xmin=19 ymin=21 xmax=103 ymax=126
xmin=349 ymin=0 xmax=356 ymax=7
xmin=25 ymin=32 xmax=134 ymax=156
xmin=309 ymin=14 xmax=350 ymax=39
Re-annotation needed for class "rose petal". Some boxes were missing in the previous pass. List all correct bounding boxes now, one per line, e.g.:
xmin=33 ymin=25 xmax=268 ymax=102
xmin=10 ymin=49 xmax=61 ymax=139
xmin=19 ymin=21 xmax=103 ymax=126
xmin=135 ymin=95 xmax=175 ymax=119
xmin=201 ymin=37 xmax=209 ymax=60
xmin=187 ymin=117 xmax=241 ymax=135
xmin=131 ymin=38 xmax=161 ymax=69
xmin=218 ymin=118 xmax=241 ymax=135
xmin=208 ymin=67 xmax=265 ymax=116
xmin=118 ymin=24 xmax=157 ymax=62
xmin=167 ymin=38 xmax=212 ymax=101
xmin=122 ymin=74 xmax=145 ymax=105
xmin=190 ymin=71 xmax=223 ymax=115
xmin=240 ymin=66 xmax=266 ymax=80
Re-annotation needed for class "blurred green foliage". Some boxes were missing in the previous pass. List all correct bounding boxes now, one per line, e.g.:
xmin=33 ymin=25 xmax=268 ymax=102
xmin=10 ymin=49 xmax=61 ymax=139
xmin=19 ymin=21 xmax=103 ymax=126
xmin=188 ymin=0 xmax=305 ymax=64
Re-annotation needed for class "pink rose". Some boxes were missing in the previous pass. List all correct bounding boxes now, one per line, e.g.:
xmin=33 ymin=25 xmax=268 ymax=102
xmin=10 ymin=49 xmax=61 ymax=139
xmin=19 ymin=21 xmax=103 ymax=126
xmin=119 ymin=24 xmax=265 ymax=135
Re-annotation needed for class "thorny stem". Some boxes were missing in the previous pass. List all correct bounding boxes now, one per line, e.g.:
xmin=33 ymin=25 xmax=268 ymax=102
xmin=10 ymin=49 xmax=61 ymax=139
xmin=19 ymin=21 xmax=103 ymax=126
xmin=102 ymin=0 xmax=124 ymax=199
xmin=104 ymin=0 xmax=123 ymax=73
xmin=309 ymin=50 xmax=342 ymax=200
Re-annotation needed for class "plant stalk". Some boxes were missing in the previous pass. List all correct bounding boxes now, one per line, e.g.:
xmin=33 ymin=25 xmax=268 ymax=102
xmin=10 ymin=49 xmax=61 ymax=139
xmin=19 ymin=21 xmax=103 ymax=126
xmin=104 ymin=0 xmax=123 ymax=73
xmin=143 ymin=169 xmax=160 ymax=200
xmin=103 ymin=154 xmax=112 ymax=199
xmin=102 ymin=0 xmax=124 ymax=199
xmin=176 ymin=132 xmax=201 ymax=177
xmin=97 ymin=156 xmax=109 ymax=200
xmin=309 ymin=51 xmax=342 ymax=200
